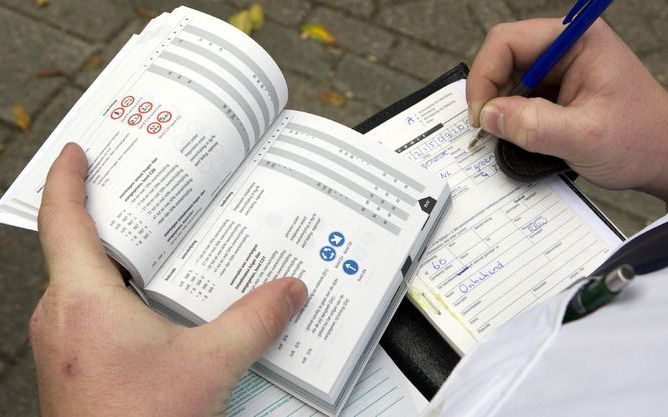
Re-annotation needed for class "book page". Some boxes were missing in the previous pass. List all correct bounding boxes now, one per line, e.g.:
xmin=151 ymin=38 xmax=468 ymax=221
xmin=227 ymin=347 xmax=427 ymax=417
xmin=145 ymin=111 xmax=449 ymax=401
xmin=365 ymin=79 xmax=622 ymax=353
xmin=0 ymin=7 xmax=288 ymax=284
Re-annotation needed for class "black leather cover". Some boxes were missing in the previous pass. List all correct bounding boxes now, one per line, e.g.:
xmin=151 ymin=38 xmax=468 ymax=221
xmin=354 ymin=64 xmax=469 ymax=400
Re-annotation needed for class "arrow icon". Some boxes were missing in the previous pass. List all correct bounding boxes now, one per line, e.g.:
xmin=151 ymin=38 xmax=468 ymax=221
xmin=342 ymin=259 xmax=359 ymax=275
xmin=328 ymin=231 xmax=345 ymax=247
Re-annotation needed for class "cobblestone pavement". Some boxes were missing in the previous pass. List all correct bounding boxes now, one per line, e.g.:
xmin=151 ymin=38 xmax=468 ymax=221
xmin=1 ymin=0 xmax=667 ymax=414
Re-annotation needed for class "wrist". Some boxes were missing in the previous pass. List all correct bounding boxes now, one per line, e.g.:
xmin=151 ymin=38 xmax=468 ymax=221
xmin=636 ymin=87 xmax=668 ymax=205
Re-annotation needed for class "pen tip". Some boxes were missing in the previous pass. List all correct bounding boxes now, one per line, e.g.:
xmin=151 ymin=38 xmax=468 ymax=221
xmin=475 ymin=129 xmax=486 ymax=140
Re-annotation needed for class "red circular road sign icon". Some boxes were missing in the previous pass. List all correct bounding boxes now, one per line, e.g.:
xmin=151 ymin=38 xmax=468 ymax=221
xmin=138 ymin=101 xmax=153 ymax=113
xmin=147 ymin=122 xmax=162 ymax=135
xmin=156 ymin=110 xmax=172 ymax=123
xmin=127 ymin=113 xmax=143 ymax=126
xmin=111 ymin=107 xmax=124 ymax=120
xmin=121 ymin=96 xmax=135 ymax=107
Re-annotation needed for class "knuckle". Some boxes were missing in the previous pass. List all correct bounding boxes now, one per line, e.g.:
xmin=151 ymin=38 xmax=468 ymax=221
xmin=248 ymin=303 xmax=284 ymax=343
xmin=38 ymin=284 xmax=105 ymax=337
xmin=37 ymin=203 xmax=64 ymax=235
xmin=486 ymin=22 xmax=510 ymax=40
xmin=28 ymin=299 xmax=44 ymax=344
xmin=516 ymin=101 xmax=541 ymax=151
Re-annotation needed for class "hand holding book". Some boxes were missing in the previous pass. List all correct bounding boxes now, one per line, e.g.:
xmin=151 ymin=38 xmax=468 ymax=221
xmin=32 ymin=143 xmax=308 ymax=417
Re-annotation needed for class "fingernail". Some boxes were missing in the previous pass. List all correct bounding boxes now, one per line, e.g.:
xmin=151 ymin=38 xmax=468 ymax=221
xmin=480 ymin=104 xmax=503 ymax=136
xmin=468 ymin=104 xmax=481 ymax=128
xmin=286 ymin=280 xmax=308 ymax=314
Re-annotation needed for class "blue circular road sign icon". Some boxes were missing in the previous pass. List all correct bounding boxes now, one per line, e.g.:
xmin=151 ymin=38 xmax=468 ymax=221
xmin=320 ymin=246 xmax=336 ymax=261
xmin=328 ymin=231 xmax=345 ymax=247
xmin=342 ymin=259 xmax=359 ymax=275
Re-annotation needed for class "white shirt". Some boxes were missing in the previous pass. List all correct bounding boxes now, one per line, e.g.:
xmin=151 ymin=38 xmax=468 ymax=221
xmin=425 ymin=215 xmax=668 ymax=417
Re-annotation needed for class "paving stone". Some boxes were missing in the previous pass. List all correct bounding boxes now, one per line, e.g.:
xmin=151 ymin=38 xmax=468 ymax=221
xmin=318 ymin=0 xmax=376 ymax=18
xmin=470 ymin=0 xmax=515 ymax=31
xmin=575 ymin=179 xmax=666 ymax=223
xmin=605 ymin=6 xmax=663 ymax=55
xmin=0 ymin=349 xmax=39 ymax=417
xmin=252 ymin=21 xmax=334 ymax=79
xmin=228 ymin=0 xmax=312 ymax=26
xmin=334 ymin=55 xmax=422 ymax=108
xmin=643 ymin=50 xmax=668 ymax=88
xmin=307 ymin=7 xmax=395 ymax=59
xmin=0 ymin=290 xmax=41 ymax=362
xmin=0 ymin=87 xmax=83 ymax=193
xmin=129 ymin=0 xmax=237 ymax=21
xmin=1 ymin=0 xmax=134 ymax=43
xmin=505 ymin=0 xmax=571 ymax=15
xmin=0 ymin=226 xmax=45 ymax=293
xmin=285 ymin=71 xmax=380 ymax=128
xmin=389 ymin=39 xmax=462 ymax=82
xmin=75 ymin=18 xmax=147 ymax=89
xmin=376 ymin=0 xmax=484 ymax=57
xmin=0 ymin=8 xmax=94 ymax=127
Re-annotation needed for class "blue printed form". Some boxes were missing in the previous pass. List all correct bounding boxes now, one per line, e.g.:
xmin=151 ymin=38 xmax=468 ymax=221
xmin=366 ymin=80 xmax=622 ymax=354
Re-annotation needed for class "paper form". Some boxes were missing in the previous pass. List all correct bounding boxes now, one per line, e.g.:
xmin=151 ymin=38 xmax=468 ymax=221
xmin=366 ymin=79 xmax=622 ymax=353
xmin=227 ymin=347 xmax=427 ymax=417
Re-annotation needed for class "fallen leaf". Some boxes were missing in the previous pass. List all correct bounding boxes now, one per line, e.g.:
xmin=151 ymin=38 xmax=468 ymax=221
xmin=83 ymin=54 xmax=104 ymax=70
xmin=229 ymin=10 xmax=253 ymax=35
xmin=34 ymin=0 xmax=49 ymax=7
xmin=317 ymin=90 xmax=347 ymax=107
xmin=12 ymin=105 xmax=31 ymax=132
xmin=248 ymin=4 xmax=265 ymax=30
xmin=135 ymin=7 xmax=157 ymax=19
xmin=42 ymin=263 xmax=50 ymax=282
xmin=0 ymin=143 xmax=6 ymax=154
xmin=36 ymin=66 xmax=67 ymax=78
xmin=300 ymin=24 xmax=335 ymax=44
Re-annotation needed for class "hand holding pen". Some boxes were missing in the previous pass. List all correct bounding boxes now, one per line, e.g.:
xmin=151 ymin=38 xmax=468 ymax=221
xmin=465 ymin=3 xmax=668 ymax=201
xmin=469 ymin=0 xmax=614 ymax=149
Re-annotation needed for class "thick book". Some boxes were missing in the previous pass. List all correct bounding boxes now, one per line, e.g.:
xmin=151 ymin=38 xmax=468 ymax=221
xmin=0 ymin=7 xmax=449 ymax=416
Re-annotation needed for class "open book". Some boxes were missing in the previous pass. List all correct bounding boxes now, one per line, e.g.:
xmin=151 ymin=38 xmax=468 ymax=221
xmin=0 ymin=7 xmax=449 ymax=416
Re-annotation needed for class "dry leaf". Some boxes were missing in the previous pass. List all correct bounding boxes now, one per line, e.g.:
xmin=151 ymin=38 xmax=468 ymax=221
xmin=135 ymin=7 xmax=157 ymax=19
xmin=41 ymin=263 xmax=50 ymax=282
xmin=12 ymin=105 xmax=31 ymax=132
xmin=83 ymin=54 xmax=104 ymax=70
xmin=300 ymin=24 xmax=335 ymax=45
xmin=34 ymin=0 xmax=49 ymax=7
xmin=36 ymin=66 xmax=67 ymax=78
xmin=317 ymin=90 xmax=347 ymax=107
xmin=248 ymin=4 xmax=265 ymax=30
xmin=229 ymin=10 xmax=253 ymax=35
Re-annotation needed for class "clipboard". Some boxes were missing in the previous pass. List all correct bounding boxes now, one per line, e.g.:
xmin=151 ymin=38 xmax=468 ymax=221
xmin=354 ymin=63 xmax=625 ymax=399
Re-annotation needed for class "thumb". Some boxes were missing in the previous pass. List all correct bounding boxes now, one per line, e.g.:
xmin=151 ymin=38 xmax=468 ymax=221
xmin=479 ymin=96 xmax=585 ymax=159
xmin=191 ymin=278 xmax=308 ymax=377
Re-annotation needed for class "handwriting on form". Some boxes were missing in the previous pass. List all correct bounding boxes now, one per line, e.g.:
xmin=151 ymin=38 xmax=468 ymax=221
xmin=431 ymin=258 xmax=447 ymax=270
xmin=527 ymin=217 xmax=548 ymax=233
xmin=458 ymin=261 xmax=504 ymax=294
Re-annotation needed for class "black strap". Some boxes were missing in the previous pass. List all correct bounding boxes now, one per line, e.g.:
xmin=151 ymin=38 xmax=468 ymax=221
xmin=593 ymin=221 xmax=668 ymax=276
xmin=495 ymin=140 xmax=570 ymax=182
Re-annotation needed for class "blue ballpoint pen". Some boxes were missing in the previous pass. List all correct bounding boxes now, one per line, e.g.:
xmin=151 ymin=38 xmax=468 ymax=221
xmin=468 ymin=0 xmax=615 ymax=149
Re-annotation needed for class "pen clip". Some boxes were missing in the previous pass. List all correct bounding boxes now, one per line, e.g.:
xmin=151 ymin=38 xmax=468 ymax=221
xmin=563 ymin=0 xmax=594 ymax=24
